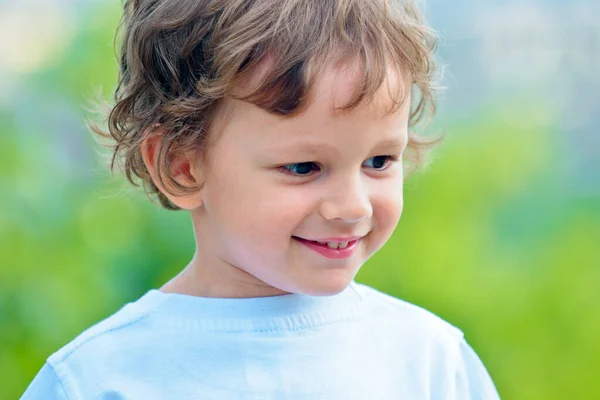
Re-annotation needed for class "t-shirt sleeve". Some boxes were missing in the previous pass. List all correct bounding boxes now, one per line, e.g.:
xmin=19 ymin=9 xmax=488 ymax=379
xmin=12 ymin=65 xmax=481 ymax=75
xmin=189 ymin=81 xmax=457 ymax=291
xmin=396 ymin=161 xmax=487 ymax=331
xmin=455 ymin=338 xmax=501 ymax=399
xmin=21 ymin=363 xmax=70 ymax=400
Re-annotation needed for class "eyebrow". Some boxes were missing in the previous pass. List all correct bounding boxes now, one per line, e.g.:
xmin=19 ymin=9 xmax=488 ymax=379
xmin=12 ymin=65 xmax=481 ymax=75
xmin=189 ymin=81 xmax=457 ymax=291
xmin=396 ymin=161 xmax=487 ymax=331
xmin=372 ymin=139 xmax=407 ymax=151
xmin=268 ymin=138 xmax=406 ymax=156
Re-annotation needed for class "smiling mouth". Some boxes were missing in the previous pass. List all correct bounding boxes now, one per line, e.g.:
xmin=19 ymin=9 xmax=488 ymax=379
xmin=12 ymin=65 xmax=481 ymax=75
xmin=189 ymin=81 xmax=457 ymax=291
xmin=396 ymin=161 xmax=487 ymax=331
xmin=292 ymin=236 xmax=360 ymax=249
xmin=292 ymin=236 xmax=361 ymax=259
xmin=292 ymin=236 xmax=362 ymax=250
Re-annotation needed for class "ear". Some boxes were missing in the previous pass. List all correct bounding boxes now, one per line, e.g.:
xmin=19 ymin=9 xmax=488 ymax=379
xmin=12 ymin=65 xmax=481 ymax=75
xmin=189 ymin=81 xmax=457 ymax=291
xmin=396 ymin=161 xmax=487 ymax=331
xmin=140 ymin=131 xmax=205 ymax=210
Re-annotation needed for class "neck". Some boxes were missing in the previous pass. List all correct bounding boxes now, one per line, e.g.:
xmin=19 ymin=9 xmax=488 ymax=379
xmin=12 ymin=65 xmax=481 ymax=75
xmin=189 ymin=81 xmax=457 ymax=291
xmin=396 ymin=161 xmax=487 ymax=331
xmin=160 ymin=252 xmax=290 ymax=298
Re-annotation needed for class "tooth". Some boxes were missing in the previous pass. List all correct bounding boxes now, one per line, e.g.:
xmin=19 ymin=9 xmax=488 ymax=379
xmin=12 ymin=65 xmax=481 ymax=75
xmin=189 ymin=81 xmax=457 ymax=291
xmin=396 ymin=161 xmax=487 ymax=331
xmin=326 ymin=242 xmax=340 ymax=249
xmin=317 ymin=241 xmax=327 ymax=245
xmin=338 ymin=241 xmax=349 ymax=249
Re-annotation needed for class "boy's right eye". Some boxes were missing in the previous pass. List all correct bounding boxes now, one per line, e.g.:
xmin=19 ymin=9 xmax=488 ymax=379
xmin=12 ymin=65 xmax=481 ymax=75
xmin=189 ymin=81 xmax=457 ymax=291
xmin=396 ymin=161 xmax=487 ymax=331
xmin=278 ymin=162 xmax=320 ymax=176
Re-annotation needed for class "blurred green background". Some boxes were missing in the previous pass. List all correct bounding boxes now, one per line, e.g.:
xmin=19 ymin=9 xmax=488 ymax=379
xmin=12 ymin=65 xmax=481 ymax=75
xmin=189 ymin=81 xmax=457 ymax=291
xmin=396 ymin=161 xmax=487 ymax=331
xmin=1 ymin=1 xmax=599 ymax=399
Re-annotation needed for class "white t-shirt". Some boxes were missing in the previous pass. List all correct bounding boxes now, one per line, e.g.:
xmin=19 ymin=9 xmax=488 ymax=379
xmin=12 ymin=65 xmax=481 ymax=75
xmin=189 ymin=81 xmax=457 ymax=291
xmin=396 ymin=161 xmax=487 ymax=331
xmin=21 ymin=281 xmax=500 ymax=399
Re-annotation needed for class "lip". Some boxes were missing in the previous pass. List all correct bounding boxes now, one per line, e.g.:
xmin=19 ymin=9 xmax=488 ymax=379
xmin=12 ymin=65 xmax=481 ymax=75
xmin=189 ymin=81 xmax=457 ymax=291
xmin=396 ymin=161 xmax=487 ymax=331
xmin=309 ymin=236 xmax=364 ymax=243
xmin=293 ymin=236 xmax=360 ymax=260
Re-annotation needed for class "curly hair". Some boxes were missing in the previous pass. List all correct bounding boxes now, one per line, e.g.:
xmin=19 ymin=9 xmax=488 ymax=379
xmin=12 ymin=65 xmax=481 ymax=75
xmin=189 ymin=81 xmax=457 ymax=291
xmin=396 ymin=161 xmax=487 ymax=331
xmin=90 ymin=0 xmax=442 ymax=210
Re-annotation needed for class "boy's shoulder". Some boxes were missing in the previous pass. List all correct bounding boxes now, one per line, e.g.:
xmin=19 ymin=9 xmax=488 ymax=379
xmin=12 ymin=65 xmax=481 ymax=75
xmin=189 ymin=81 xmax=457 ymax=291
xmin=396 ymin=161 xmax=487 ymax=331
xmin=353 ymin=282 xmax=465 ymax=340
xmin=45 ymin=283 xmax=466 ymax=370
xmin=46 ymin=290 xmax=166 ymax=369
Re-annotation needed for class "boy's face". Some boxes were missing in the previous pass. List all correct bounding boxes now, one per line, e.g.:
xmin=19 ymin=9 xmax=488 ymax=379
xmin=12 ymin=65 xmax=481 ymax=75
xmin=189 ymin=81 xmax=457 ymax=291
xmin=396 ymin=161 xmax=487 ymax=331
xmin=188 ymin=60 xmax=409 ymax=297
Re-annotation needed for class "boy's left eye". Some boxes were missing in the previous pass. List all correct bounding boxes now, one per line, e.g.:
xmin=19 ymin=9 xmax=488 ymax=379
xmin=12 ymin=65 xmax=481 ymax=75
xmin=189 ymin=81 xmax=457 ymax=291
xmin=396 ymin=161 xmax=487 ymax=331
xmin=363 ymin=155 xmax=396 ymax=169
xmin=278 ymin=155 xmax=398 ymax=177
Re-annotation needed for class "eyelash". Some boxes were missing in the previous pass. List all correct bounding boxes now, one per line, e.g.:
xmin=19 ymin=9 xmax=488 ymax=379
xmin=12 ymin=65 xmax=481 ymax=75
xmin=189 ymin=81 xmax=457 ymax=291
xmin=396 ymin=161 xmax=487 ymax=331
xmin=277 ymin=155 xmax=399 ymax=177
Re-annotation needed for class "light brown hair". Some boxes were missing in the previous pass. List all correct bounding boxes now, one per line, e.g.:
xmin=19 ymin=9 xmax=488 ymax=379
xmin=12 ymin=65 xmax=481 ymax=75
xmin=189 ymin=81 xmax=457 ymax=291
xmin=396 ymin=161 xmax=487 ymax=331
xmin=91 ymin=0 xmax=441 ymax=210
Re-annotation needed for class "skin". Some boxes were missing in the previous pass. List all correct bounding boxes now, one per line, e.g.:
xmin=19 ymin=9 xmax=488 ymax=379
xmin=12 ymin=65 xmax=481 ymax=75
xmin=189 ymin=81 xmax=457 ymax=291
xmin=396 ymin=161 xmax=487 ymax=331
xmin=142 ymin=59 xmax=411 ymax=298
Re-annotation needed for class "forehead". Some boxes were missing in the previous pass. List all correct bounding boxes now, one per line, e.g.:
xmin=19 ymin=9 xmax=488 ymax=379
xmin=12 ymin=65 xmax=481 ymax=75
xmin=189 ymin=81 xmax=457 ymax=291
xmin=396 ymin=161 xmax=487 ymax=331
xmin=233 ymin=52 xmax=410 ymax=118
xmin=211 ymin=57 xmax=410 ymax=152
xmin=313 ymin=58 xmax=409 ymax=118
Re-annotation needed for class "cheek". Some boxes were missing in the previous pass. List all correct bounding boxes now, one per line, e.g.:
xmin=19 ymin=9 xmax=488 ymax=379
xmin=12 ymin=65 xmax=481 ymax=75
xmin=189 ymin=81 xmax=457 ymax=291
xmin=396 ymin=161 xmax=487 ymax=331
xmin=248 ymin=189 xmax=314 ymax=237
xmin=374 ymin=180 xmax=404 ymax=230
xmin=211 ymin=174 xmax=311 ymax=242
xmin=226 ymin=192 xmax=310 ymax=265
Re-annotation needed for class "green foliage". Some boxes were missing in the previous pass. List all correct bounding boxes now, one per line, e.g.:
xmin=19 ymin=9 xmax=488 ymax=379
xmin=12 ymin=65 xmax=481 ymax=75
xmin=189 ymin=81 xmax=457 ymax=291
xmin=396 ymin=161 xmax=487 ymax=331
xmin=1 ymin=3 xmax=598 ymax=399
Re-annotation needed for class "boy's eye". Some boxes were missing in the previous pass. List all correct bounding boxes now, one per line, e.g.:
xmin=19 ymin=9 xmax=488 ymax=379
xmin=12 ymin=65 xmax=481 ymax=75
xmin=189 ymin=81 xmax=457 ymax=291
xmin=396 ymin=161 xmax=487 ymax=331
xmin=278 ymin=156 xmax=397 ymax=177
xmin=279 ymin=162 xmax=319 ymax=176
xmin=364 ymin=155 xmax=395 ymax=170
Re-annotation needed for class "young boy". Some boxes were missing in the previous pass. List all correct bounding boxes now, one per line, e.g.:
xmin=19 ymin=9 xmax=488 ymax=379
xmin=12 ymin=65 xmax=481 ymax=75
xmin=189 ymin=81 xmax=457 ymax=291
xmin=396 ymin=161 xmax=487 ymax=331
xmin=22 ymin=0 xmax=500 ymax=398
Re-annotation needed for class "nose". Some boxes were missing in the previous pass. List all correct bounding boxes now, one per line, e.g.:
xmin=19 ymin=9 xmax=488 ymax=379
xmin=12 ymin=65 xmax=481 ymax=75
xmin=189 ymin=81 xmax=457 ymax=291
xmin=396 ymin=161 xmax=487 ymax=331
xmin=319 ymin=174 xmax=373 ymax=223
